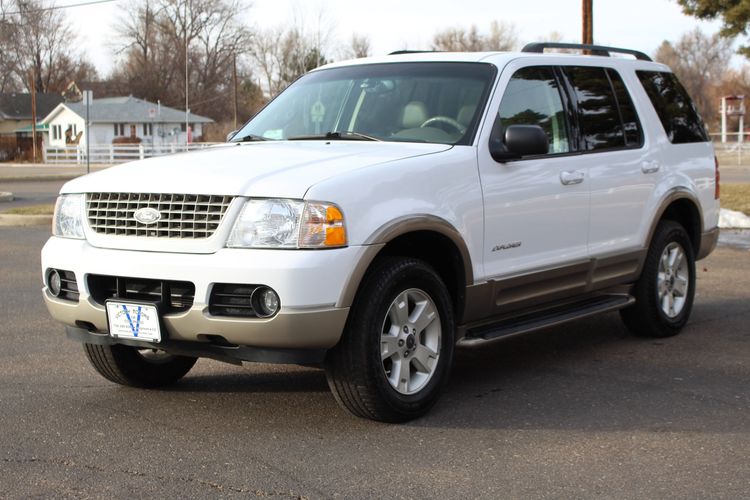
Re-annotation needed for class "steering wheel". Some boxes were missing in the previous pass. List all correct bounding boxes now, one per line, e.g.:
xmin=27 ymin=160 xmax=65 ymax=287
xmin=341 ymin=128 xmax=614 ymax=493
xmin=420 ymin=116 xmax=467 ymax=135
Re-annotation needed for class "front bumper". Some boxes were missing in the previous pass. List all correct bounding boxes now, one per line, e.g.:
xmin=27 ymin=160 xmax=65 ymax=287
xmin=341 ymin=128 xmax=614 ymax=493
xmin=41 ymin=237 xmax=366 ymax=349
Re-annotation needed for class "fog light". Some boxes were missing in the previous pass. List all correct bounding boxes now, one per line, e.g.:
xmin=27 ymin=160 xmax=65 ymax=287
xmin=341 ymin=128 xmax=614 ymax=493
xmin=47 ymin=269 xmax=62 ymax=297
xmin=252 ymin=286 xmax=280 ymax=318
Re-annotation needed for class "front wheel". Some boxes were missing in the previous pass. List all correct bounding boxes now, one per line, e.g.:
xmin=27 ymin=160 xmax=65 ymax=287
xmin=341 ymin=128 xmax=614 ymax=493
xmin=83 ymin=343 xmax=197 ymax=388
xmin=325 ymin=257 xmax=455 ymax=422
xmin=620 ymin=220 xmax=696 ymax=338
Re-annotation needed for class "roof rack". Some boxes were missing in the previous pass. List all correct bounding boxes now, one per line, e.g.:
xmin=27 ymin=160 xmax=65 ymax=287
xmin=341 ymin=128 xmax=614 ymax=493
xmin=388 ymin=50 xmax=440 ymax=56
xmin=521 ymin=42 xmax=652 ymax=62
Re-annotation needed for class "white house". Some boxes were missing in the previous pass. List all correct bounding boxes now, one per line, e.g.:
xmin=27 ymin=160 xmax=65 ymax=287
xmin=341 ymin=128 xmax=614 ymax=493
xmin=41 ymin=96 xmax=213 ymax=148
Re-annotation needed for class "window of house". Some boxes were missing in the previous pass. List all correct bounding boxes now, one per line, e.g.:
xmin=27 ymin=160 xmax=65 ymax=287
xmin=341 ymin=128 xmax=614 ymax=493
xmin=498 ymin=66 xmax=570 ymax=154
xmin=180 ymin=123 xmax=186 ymax=132
xmin=142 ymin=123 xmax=153 ymax=136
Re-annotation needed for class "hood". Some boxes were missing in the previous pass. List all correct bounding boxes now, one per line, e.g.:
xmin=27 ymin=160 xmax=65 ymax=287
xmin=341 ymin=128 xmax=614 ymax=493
xmin=61 ymin=141 xmax=452 ymax=198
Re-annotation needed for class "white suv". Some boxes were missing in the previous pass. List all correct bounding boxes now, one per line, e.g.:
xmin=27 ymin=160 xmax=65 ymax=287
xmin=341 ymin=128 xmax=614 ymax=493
xmin=42 ymin=43 xmax=720 ymax=422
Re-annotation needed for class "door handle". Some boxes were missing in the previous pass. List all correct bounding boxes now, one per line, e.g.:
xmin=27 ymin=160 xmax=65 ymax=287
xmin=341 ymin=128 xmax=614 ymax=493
xmin=560 ymin=170 xmax=585 ymax=185
xmin=641 ymin=160 xmax=660 ymax=174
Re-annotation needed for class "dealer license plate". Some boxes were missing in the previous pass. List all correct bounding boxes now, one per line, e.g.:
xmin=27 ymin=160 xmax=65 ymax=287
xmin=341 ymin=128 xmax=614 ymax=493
xmin=106 ymin=301 xmax=162 ymax=343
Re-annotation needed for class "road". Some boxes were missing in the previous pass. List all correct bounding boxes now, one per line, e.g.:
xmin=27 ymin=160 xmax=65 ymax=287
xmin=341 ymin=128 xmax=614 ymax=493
xmin=1 ymin=226 xmax=748 ymax=498
xmin=0 ymin=179 xmax=66 ymax=210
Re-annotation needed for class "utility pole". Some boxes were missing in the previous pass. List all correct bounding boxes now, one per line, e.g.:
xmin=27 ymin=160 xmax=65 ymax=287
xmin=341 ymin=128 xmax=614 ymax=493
xmin=582 ymin=0 xmax=593 ymax=45
xmin=29 ymin=71 xmax=37 ymax=164
xmin=232 ymin=54 xmax=239 ymax=130
xmin=185 ymin=0 xmax=190 ymax=147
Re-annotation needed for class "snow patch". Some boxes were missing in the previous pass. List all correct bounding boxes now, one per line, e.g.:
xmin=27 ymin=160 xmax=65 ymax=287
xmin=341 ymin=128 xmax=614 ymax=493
xmin=719 ymin=208 xmax=750 ymax=229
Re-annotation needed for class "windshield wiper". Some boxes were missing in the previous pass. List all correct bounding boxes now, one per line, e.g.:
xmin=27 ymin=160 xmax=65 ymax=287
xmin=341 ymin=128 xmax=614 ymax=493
xmin=287 ymin=131 xmax=382 ymax=142
xmin=233 ymin=133 xmax=270 ymax=142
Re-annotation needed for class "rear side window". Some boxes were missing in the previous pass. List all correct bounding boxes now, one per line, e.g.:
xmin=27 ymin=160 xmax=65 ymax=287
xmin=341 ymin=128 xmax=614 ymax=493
xmin=608 ymin=69 xmax=643 ymax=147
xmin=564 ymin=66 xmax=626 ymax=151
xmin=636 ymin=71 xmax=709 ymax=144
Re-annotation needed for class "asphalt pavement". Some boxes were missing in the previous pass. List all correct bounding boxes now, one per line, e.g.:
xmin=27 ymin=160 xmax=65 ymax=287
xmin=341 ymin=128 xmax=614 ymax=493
xmin=0 ymin=226 xmax=748 ymax=498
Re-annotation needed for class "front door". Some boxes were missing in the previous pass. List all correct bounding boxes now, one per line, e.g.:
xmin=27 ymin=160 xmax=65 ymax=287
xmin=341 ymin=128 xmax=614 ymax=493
xmin=477 ymin=64 xmax=590 ymax=310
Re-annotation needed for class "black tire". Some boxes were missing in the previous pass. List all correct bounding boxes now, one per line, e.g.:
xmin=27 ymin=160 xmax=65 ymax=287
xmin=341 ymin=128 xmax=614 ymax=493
xmin=83 ymin=343 xmax=197 ymax=388
xmin=620 ymin=220 xmax=696 ymax=338
xmin=324 ymin=257 xmax=455 ymax=422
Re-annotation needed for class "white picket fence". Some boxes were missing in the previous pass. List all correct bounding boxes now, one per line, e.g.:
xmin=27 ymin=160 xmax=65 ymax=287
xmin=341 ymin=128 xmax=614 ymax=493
xmin=45 ymin=143 xmax=221 ymax=165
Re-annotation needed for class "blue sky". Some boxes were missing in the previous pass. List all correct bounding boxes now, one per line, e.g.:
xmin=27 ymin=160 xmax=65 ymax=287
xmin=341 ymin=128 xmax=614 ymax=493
xmin=67 ymin=0 xmax=727 ymax=75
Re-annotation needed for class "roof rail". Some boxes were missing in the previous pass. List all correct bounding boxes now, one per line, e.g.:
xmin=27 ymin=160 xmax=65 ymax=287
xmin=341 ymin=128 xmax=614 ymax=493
xmin=388 ymin=50 xmax=440 ymax=56
xmin=521 ymin=42 xmax=652 ymax=62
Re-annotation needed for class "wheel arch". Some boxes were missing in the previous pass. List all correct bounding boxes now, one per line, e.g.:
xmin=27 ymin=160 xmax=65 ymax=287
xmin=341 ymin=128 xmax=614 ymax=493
xmin=338 ymin=215 xmax=473 ymax=322
xmin=646 ymin=189 xmax=703 ymax=257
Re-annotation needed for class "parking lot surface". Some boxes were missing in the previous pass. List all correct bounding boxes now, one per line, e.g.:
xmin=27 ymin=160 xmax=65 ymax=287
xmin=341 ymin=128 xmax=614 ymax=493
xmin=1 ymin=226 xmax=748 ymax=498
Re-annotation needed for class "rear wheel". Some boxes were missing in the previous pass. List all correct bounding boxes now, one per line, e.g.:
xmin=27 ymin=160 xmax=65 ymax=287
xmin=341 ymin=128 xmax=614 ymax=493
xmin=83 ymin=343 xmax=197 ymax=388
xmin=621 ymin=220 xmax=696 ymax=338
xmin=325 ymin=257 xmax=454 ymax=422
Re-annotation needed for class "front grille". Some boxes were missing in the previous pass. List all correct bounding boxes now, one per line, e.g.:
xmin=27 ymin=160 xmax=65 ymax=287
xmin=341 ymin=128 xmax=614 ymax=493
xmin=209 ymin=283 xmax=260 ymax=317
xmin=87 ymin=275 xmax=195 ymax=314
xmin=86 ymin=193 xmax=233 ymax=238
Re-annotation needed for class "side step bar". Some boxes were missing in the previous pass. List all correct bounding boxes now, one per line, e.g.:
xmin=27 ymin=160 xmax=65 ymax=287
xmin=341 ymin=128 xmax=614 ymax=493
xmin=458 ymin=294 xmax=634 ymax=347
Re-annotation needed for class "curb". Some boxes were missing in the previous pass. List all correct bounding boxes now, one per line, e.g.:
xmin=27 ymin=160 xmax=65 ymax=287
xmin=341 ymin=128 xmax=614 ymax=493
xmin=0 ymin=214 xmax=52 ymax=226
xmin=0 ymin=192 xmax=13 ymax=202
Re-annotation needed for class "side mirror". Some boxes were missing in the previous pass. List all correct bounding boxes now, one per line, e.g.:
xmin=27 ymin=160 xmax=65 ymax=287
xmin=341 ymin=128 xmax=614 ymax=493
xmin=226 ymin=129 xmax=239 ymax=142
xmin=489 ymin=124 xmax=549 ymax=162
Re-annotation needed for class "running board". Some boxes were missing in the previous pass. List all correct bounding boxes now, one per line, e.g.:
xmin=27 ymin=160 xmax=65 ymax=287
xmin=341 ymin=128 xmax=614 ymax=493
xmin=458 ymin=294 xmax=634 ymax=347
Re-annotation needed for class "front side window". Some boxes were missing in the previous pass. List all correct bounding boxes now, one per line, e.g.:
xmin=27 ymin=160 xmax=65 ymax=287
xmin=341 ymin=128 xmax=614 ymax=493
xmin=498 ymin=66 xmax=570 ymax=154
xmin=232 ymin=62 xmax=497 ymax=145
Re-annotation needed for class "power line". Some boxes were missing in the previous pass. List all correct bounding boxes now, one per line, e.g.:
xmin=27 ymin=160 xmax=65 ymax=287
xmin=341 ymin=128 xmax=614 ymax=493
xmin=4 ymin=0 xmax=118 ymax=16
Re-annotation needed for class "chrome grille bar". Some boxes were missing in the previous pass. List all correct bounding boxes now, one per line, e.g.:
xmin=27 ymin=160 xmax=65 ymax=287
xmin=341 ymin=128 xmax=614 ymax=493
xmin=86 ymin=193 xmax=234 ymax=238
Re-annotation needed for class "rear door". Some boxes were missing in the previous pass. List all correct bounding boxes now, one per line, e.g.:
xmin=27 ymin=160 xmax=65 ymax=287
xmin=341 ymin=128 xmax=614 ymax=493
xmin=562 ymin=66 xmax=657 ymax=263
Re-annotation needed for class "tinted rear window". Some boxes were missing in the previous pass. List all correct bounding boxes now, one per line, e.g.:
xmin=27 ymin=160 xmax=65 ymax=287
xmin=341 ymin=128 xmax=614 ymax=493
xmin=564 ymin=66 xmax=625 ymax=150
xmin=636 ymin=71 xmax=709 ymax=144
xmin=608 ymin=69 xmax=643 ymax=147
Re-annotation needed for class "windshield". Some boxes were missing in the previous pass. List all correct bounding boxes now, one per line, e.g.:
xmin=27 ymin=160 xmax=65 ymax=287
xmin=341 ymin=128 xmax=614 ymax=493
xmin=233 ymin=62 xmax=497 ymax=145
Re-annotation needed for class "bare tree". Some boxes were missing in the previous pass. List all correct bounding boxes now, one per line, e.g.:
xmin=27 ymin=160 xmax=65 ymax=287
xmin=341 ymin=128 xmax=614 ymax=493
xmin=2 ymin=0 xmax=96 ymax=93
xmin=654 ymin=28 xmax=734 ymax=126
xmin=341 ymin=33 xmax=371 ymax=60
xmin=0 ymin=0 xmax=18 ymax=92
xmin=432 ymin=21 xmax=519 ymax=52
xmin=112 ymin=0 xmax=259 ymax=121
xmin=248 ymin=7 xmax=334 ymax=97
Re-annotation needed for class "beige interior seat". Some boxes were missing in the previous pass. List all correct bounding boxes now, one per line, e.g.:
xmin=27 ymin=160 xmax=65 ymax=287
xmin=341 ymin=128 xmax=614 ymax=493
xmin=401 ymin=101 xmax=428 ymax=128
xmin=457 ymin=105 xmax=476 ymax=127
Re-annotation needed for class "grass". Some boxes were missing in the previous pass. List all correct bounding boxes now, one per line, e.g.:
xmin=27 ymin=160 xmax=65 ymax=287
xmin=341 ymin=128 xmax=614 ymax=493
xmin=722 ymin=184 xmax=750 ymax=216
xmin=2 ymin=204 xmax=55 ymax=215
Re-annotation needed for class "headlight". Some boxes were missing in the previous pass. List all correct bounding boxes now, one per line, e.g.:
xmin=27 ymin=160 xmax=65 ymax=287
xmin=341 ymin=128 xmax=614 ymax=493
xmin=227 ymin=199 xmax=347 ymax=249
xmin=52 ymin=194 xmax=85 ymax=239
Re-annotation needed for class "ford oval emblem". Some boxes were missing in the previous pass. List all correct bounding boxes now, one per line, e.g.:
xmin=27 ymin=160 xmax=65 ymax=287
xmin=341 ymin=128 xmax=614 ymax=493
xmin=134 ymin=207 xmax=161 ymax=225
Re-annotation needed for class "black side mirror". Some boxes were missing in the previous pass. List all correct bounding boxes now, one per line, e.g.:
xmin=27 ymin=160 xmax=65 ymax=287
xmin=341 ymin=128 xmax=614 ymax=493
xmin=489 ymin=124 xmax=549 ymax=162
